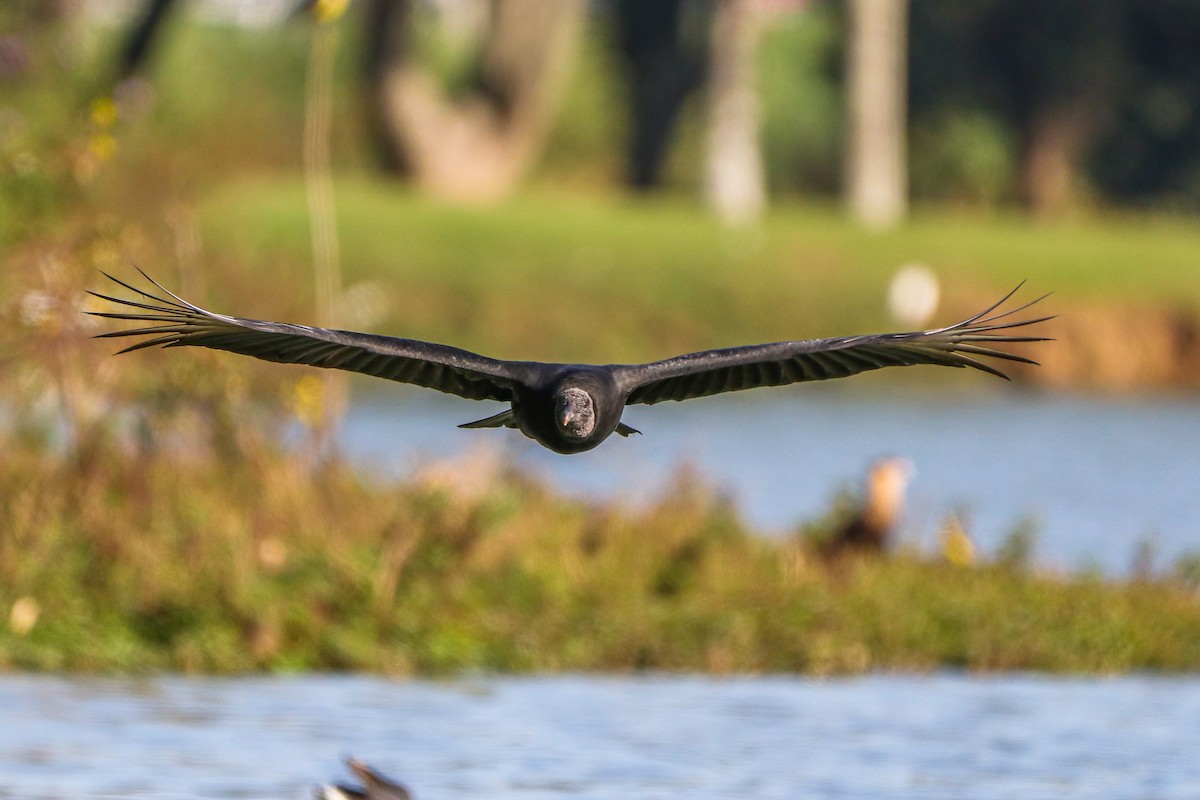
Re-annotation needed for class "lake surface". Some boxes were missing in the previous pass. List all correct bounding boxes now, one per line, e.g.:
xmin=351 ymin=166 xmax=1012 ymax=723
xmin=2 ymin=673 xmax=1198 ymax=799
xmin=339 ymin=388 xmax=1199 ymax=575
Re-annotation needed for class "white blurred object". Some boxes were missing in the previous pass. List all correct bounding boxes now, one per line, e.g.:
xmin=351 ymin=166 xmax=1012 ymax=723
xmin=335 ymin=281 xmax=392 ymax=331
xmin=887 ymin=263 xmax=940 ymax=328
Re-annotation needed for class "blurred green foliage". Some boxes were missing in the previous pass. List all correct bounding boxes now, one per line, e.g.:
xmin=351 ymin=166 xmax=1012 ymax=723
xmin=910 ymin=0 xmax=1200 ymax=208
xmin=7 ymin=2 xmax=1200 ymax=213
xmin=910 ymin=112 xmax=1015 ymax=205
xmin=758 ymin=6 xmax=842 ymax=197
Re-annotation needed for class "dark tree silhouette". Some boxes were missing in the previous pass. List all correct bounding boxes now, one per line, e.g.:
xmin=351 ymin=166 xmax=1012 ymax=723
xmin=118 ymin=0 xmax=180 ymax=80
xmin=613 ymin=0 xmax=712 ymax=189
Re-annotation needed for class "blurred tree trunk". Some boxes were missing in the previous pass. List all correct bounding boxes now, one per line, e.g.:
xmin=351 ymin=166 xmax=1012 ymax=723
xmin=1018 ymin=102 xmax=1092 ymax=215
xmin=1010 ymin=2 xmax=1121 ymax=216
xmin=118 ymin=0 xmax=180 ymax=79
xmin=844 ymin=0 xmax=908 ymax=229
xmin=704 ymin=0 xmax=765 ymax=225
xmin=614 ymin=0 xmax=711 ymax=189
xmin=362 ymin=0 xmax=585 ymax=202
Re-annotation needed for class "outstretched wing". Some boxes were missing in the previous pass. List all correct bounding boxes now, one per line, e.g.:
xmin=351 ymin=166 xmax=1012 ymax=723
xmin=88 ymin=270 xmax=534 ymax=402
xmin=616 ymin=285 xmax=1051 ymax=406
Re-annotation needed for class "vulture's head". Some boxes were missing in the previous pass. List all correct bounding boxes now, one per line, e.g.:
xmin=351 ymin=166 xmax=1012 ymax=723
xmin=555 ymin=386 xmax=596 ymax=439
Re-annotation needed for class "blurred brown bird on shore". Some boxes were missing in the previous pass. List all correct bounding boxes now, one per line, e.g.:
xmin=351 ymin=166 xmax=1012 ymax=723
xmin=823 ymin=456 xmax=914 ymax=557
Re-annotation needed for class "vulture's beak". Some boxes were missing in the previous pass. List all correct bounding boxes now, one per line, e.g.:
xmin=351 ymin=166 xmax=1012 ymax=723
xmin=558 ymin=408 xmax=575 ymax=430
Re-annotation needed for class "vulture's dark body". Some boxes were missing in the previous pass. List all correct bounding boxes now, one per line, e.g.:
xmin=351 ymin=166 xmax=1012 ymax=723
xmin=89 ymin=272 xmax=1051 ymax=454
xmin=509 ymin=367 xmax=628 ymax=454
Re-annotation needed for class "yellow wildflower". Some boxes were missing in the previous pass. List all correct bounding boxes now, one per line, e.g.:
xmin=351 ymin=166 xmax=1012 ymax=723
xmin=940 ymin=515 xmax=977 ymax=567
xmin=88 ymin=132 xmax=117 ymax=162
xmin=288 ymin=374 xmax=326 ymax=428
xmin=90 ymin=96 xmax=118 ymax=128
xmin=312 ymin=0 xmax=349 ymax=22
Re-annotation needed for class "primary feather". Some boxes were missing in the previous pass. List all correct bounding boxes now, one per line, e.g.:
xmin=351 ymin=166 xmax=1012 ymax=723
xmin=615 ymin=284 xmax=1050 ymax=404
xmin=89 ymin=269 xmax=528 ymax=401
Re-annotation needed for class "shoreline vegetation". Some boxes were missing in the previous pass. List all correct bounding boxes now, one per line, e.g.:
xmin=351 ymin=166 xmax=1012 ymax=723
xmin=2 ymin=383 xmax=1199 ymax=675
xmin=4 ymin=242 xmax=1197 ymax=676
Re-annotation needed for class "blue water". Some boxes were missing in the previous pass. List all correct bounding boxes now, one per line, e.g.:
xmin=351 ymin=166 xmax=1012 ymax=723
xmin=1 ymin=673 xmax=1197 ymax=799
xmin=338 ymin=388 xmax=1200 ymax=575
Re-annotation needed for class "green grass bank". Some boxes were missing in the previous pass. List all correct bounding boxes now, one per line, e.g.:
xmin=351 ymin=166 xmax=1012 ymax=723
xmin=2 ymin=389 xmax=1198 ymax=675
xmin=191 ymin=178 xmax=1200 ymax=390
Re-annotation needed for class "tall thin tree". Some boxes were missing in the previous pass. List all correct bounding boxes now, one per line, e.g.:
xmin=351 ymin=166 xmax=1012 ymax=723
xmin=704 ymin=0 xmax=766 ymax=225
xmin=845 ymin=0 xmax=909 ymax=229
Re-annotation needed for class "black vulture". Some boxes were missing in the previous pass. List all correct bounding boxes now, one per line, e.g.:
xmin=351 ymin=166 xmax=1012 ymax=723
xmin=89 ymin=271 xmax=1051 ymax=455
